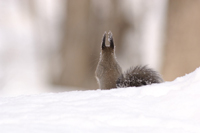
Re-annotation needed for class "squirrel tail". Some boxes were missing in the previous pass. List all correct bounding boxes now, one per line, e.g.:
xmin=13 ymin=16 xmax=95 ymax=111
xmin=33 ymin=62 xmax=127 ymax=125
xmin=116 ymin=65 xmax=163 ymax=88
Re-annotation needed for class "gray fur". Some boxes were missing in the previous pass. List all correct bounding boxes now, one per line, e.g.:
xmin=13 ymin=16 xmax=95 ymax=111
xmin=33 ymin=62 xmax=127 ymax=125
xmin=116 ymin=66 xmax=163 ymax=88
xmin=96 ymin=32 xmax=163 ymax=89
xmin=95 ymin=32 xmax=122 ymax=89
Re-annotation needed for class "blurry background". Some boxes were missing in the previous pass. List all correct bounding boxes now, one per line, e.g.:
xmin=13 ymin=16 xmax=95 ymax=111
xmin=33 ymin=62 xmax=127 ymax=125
xmin=0 ymin=0 xmax=200 ymax=97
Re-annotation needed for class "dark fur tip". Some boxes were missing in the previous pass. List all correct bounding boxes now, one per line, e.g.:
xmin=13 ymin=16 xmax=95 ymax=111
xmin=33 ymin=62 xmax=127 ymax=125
xmin=116 ymin=65 xmax=163 ymax=88
xmin=108 ymin=31 xmax=114 ymax=49
xmin=102 ymin=32 xmax=106 ymax=49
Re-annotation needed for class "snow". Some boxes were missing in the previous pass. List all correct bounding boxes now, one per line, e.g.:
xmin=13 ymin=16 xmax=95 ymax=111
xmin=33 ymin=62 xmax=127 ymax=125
xmin=1 ymin=68 xmax=200 ymax=133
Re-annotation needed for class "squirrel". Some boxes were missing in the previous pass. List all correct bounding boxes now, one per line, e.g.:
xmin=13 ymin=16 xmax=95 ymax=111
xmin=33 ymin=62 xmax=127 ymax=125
xmin=95 ymin=32 xmax=122 ymax=89
xmin=95 ymin=31 xmax=163 ymax=89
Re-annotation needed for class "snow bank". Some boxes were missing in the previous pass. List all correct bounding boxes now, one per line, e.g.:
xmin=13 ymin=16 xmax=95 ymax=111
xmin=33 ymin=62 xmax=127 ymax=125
xmin=1 ymin=68 xmax=200 ymax=133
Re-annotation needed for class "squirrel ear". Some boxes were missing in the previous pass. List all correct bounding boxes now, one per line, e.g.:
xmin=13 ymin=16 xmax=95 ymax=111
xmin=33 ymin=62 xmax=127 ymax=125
xmin=102 ymin=32 xmax=106 ymax=49
xmin=108 ymin=31 xmax=114 ymax=49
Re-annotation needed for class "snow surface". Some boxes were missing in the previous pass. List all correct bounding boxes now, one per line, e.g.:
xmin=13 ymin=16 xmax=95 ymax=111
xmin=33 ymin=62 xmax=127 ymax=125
xmin=1 ymin=68 xmax=200 ymax=133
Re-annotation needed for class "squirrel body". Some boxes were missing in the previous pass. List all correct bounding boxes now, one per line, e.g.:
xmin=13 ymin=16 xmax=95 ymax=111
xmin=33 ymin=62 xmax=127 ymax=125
xmin=95 ymin=32 xmax=122 ymax=89
xmin=95 ymin=31 xmax=163 ymax=89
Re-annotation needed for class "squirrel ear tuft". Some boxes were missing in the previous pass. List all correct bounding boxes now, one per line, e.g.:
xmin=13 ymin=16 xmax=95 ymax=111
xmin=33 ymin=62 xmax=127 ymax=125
xmin=102 ymin=32 xmax=106 ymax=49
xmin=108 ymin=31 xmax=114 ymax=49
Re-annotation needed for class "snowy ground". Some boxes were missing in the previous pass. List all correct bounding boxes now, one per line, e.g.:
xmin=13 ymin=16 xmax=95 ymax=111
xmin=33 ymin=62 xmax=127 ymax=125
xmin=0 ymin=68 xmax=200 ymax=133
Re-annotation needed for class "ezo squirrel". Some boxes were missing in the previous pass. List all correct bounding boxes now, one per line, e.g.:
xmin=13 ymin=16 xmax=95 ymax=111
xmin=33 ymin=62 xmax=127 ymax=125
xmin=95 ymin=31 xmax=163 ymax=89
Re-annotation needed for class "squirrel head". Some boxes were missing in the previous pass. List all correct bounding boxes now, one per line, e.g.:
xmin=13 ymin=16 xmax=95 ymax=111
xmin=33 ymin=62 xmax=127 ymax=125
xmin=101 ymin=31 xmax=115 ymax=55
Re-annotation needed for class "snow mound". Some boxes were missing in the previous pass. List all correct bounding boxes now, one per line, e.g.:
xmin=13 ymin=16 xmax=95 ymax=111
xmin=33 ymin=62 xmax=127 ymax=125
xmin=1 ymin=68 xmax=200 ymax=133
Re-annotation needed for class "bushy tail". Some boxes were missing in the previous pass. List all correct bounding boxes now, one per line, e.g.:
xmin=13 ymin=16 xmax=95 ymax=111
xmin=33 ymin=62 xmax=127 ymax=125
xmin=116 ymin=66 xmax=163 ymax=88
